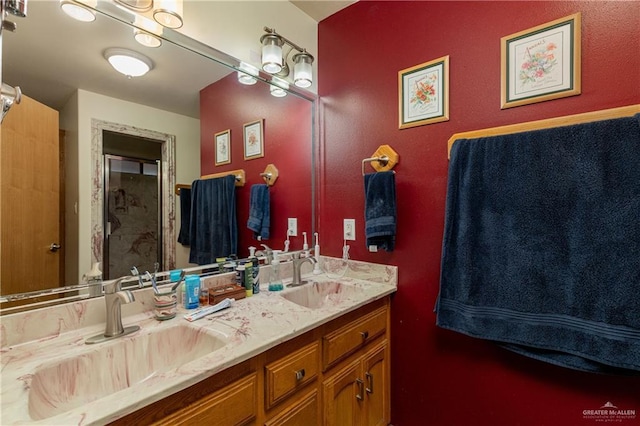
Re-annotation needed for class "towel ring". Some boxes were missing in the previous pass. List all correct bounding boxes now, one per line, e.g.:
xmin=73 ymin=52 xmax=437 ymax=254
xmin=362 ymin=145 xmax=399 ymax=175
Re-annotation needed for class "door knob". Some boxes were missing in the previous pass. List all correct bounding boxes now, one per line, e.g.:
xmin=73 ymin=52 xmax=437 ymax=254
xmin=49 ymin=243 xmax=61 ymax=252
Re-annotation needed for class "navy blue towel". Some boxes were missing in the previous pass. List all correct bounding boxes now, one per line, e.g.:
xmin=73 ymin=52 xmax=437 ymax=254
xmin=247 ymin=184 xmax=270 ymax=240
xmin=188 ymin=175 xmax=237 ymax=265
xmin=364 ymin=171 xmax=397 ymax=252
xmin=436 ymin=114 xmax=640 ymax=374
xmin=177 ymin=187 xmax=191 ymax=245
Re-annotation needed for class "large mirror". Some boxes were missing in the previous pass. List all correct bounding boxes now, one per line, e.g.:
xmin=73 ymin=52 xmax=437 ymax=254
xmin=0 ymin=1 xmax=315 ymax=312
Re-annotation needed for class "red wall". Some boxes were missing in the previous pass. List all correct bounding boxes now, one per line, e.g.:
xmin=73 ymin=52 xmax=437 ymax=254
xmin=318 ymin=1 xmax=640 ymax=425
xmin=200 ymin=75 xmax=313 ymax=258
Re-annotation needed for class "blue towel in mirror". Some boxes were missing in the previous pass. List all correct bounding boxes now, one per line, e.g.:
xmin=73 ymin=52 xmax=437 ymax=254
xmin=177 ymin=187 xmax=191 ymax=246
xmin=247 ymin=184 xmax=270 ymax=240
xmin=364 ymin=171 xmax=396 ymax=252
xmin=437 ymin=114 xmax=640 ymax=374
xmin=188 ymin=175 xmax=237 ymax=264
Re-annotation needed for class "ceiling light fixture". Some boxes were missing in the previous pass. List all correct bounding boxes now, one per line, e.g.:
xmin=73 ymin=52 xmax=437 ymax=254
xmin=104 ymin=48 xmax=154 ymax=78
xmin=133 ymin=15 xmax=162 ymax=48
xmin=59 ymin=0 xmax=97 ymax=22
xmin=237 ymin=62 xmax=259 ymax=86
xmin=260 ymin=26 xmax=314 ymax=89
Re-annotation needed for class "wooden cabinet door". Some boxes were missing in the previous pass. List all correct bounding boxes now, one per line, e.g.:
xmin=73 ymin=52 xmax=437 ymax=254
xmin=362 ymin=343 xmax=389 ymax=426
xmin=322 ymin=360 xmax=362 ymax=426
xmin=264 ymin=390 xmax=319 ymax=426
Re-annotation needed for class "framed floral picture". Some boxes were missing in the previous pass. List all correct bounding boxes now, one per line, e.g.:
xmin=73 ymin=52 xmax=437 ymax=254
xmin=214 ymin=129 xmax=231 ymax=166
xmin=398 ymin=55 xmax=449 ymax=129
xmin=243 ymin=119 xmax=264 ymax=160
xmin=501 ymin=13 xmax=581 ymax=109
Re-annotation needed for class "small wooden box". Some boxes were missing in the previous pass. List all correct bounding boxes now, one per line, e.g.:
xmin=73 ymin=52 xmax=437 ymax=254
xmin=209 ymin=283 xmax=246 ymax=305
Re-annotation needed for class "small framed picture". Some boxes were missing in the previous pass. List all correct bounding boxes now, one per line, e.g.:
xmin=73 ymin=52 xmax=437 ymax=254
xmin=501 ymin=13 xmax=581 ymax=109
xmin=214 ymin=129 xmax=231 ymax=166
xmin=398 ymin=55 xmax=449 ymax=129
xmin=243 ymin=119 xmax=264 ymax=160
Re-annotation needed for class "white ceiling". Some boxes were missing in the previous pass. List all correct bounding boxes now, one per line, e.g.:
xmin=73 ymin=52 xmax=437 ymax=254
xmin=1 ymin=1 xmax=354 ymax=119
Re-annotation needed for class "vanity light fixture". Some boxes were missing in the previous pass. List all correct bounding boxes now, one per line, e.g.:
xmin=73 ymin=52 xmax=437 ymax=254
xmin=59 ymin=0 xmax=97 ymax=22
xmin=104 ymin=48 xmax=154 ymax=78
xmin=133 ymin=15 xmax=162 ymax=48
xmin=260 ymin=26 xmax=314 ymax=88
xmin=237 ymin=62 xmax=259 ymax=86
xmin=270 ymin=76 xmax=289 ymax=98
xmin=152 ymin=0 xmax=183 ymax=29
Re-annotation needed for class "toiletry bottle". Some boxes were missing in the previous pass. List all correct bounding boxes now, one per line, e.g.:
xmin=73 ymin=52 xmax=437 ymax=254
xmin=268 ymin=253 xmax=283 ymax=291
xmin=244 ymin=261 xmax=254 ymax=297
xmin=248 ymin=249 xmax=260 ymax=295
xmin=184 ymin=274 xmax=200 ymax=309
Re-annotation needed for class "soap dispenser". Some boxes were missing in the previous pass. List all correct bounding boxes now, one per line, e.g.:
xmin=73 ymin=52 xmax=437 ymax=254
xmin=83 ymin=262 xmax=103 ymax=297
xmin=268 ymin=252 xmax=283 ymax=291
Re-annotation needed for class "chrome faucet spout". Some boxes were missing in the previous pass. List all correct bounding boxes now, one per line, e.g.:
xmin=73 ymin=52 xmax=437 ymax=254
xmin=288 ymin=254 xmax=317 ymax=287
xmin=86 ymin=276 xmax=140 ymax=344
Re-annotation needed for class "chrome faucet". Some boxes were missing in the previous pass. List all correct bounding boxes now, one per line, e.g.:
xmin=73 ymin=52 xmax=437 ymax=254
xmin=256 ymin=244 xmax=274 ymax=265
xmin=86 ymin=276 xmax=140 ymax=344
xmin=288 ymin=251 xmax=317 ymax=287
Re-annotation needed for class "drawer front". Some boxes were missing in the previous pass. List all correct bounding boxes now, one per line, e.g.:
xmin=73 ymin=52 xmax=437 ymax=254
xmin=322 ymin=306 xmax=387 ymax=370
xmin=264 ymin=390 xmax=319 ymax=426
xmin=265 ymin=342 xmax=319 ymax=409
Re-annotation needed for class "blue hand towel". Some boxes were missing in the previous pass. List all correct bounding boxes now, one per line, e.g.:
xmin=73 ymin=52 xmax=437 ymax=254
xmin=364 ymin=171 xmax=396 ymax=252
xmin=247 ymin=184 xmax=270 ymax=240
xmin=177 ymin=187 xmax=191 ymax=245
xmin=437 ymin=114 xmax=640 ymax=374
xmin=188 ymin=175 xmax=237 ymax=265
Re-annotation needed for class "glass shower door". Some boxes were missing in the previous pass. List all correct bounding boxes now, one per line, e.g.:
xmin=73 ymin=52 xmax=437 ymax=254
xmin=104 ymin=155 xmax=162 ymax=279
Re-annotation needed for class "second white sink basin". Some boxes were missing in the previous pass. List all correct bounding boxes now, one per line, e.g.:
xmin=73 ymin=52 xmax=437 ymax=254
xmin=28 ymin=325 xmax=227 ymax=421
xmin=281 ymin=281 xmax=364 ymax=309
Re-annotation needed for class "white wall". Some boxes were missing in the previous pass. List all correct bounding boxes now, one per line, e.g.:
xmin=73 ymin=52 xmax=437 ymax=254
xmin=61 ymin=90 xmax=200 ymax=283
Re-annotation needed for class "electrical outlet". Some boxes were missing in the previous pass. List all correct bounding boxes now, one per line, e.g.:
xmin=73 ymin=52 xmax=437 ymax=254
xmin=288 ymin=218 xmax=298 ymax=236
xmin=344 ymin=219 xmax=356 ymax=241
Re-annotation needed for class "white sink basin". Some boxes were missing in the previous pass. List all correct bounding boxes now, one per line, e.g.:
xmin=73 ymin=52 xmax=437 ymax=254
xmin=28 ymin=325 xmax=227 ymax=421
xmin=280 ymin=281 xmax=364 ymax=309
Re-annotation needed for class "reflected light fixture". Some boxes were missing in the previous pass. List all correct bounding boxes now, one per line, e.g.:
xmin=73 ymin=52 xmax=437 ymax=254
xmin=59 ymin=0 xmax=97 ymax=22
xmin=104 ymin=48 xmax=154 ymax=78
xmin=270 ymin=77 xmax=289 ymax=98
xmin=237 ymin=62 xmax=259 ymax=86
xmin=133 ymin=15 xmax=162 ymax=48
xmin=260 ymin=26 xmax=314 ymax=88
xmin=152 ymin=0 xmax=183 ymax=29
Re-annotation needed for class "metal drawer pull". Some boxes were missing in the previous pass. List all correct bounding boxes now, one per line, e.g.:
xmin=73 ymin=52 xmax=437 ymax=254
xmin=360 ymin=331 xmax=369 ymax=340
xmin=355 ymin=378 xmax=364 ymax=401
xmin=365 ymin=372 xmax=373 ymax=394
xmin=295 ymin=369 xmax=305 ymax=381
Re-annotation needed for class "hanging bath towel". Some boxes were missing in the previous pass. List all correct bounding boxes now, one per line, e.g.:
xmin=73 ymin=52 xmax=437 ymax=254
xmin=364 ymin=171 xmax=397 ymax=252
xmin=177 ymin=187 xmax=191 ymax=245
xmin=188 ymin=175 xmax=237 ymax=264
xmin=437 ymin=114 xmax=640 ymax=374
xmin=247 ymin=184 xmax=270 ymax=240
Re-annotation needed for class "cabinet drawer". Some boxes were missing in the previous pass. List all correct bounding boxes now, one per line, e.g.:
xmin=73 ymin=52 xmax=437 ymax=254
xmin=264 ymin=389 xmax=319 ymax=426
xmin=154 ymin=373 xmax=257 ymax=426
xmin=322 ymin=306 xmax=387 ymax=370
xmin=265 ymin=342 xmax=319 ymax=409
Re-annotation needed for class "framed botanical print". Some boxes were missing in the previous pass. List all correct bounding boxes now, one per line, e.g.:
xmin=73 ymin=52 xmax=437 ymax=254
xmin=398 ymin=55 xmax=449 ymax=129
xmin=243 ymin=119 xmax=264 ymax=160
xmin=501 ymin=13 xmax=581 ymax=109
xmin=214 ymin=129 xmax=231 ymax=166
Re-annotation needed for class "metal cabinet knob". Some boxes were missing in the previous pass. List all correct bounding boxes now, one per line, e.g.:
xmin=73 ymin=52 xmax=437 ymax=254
xmin=295 ymin=369 xmax=305 ymax=381
xmin=360 ymin=331 xmax=369 ymax=340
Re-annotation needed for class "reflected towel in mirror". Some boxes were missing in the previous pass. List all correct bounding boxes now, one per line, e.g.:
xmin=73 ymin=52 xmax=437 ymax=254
xmin=247 ymin=184 xmax=270 ymax=240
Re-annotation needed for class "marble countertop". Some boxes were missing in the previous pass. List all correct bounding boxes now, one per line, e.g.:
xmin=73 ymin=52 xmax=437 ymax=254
xmin=0 ymin=257 xmax=397 ymax=425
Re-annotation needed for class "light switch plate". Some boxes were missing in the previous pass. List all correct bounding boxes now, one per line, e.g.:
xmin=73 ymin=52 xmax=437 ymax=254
xmin=288 ymin=218 xmax=298 ymax=236
xmin=344 ymin=219 xmax=356 ymax=241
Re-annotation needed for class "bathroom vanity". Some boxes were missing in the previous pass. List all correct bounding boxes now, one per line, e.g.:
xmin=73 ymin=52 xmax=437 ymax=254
xmin=0 ymin=258 xmax=396 ymax=425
